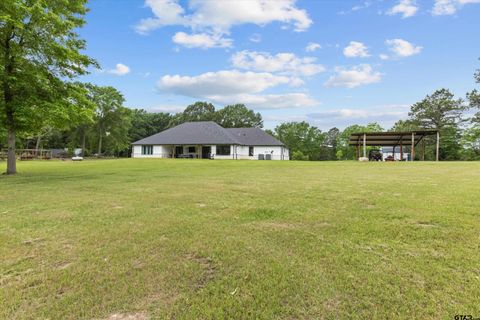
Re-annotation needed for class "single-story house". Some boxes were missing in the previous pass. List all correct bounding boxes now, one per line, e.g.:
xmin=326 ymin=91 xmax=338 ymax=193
xmin=132 ymin=121 xmax=289 ymax=160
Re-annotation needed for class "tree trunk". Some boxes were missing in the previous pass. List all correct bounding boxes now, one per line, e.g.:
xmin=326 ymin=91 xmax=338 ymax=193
xmin=81 ymin=129 xmax=86 ymax=156
xmin=98 ymin=134 xmax=102 ymax=155
xmin=3 ymin=25 xmax=16 ymax=174
xmin=6 ymin=126 xmax=16 ymax=175
xmin=35 ymin=135 xmax=42 ymax=155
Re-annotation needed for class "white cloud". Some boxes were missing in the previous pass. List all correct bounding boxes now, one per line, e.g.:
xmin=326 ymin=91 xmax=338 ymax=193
xmin=379 ymin=54 xmax=390 ymax=60
xmin=343 ymin=41 xmax=370 ymax=58
xmin=172 ymin=32 xmax=232 ymax=49
xmin=305 ymin=42 xmax=321 ymax=52
xmin=306 ymin=105 xmax=409 ymax=129
xmin=149 ymin=104 xmax=186 ymax=113
xmin=385 ymin=38 xmax=422 ymax=58
xmin=249 ymin=33 xmax=262 ymax=43
xmin=387 ymin=0 xmax=419 ymax=18
xmin=231 ymin=50 xmax=325 ymax=76
xmin=136 ymin=0 xmax=312 ymax=47
xmin=157 ymin=70 xmax=317 ymax=109
xmin=158 ymin=70 xmax=298 ymax=96
xmin=432 ymin=0 xmax=480 ymax=15
xmin=210 ymin=93 xmax=319 ymax=109
xmin=108 ymin=63 xmax=130 ymax=76
xmin=325 ymin=64 xmax=382 ymax=88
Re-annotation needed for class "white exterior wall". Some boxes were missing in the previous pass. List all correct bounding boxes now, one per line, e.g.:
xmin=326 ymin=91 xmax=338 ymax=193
xmin=132 ymin=144 xmax=289 ymax=160
xmin=132 ymin=145 xmax=172 ymax=158
xmin=252 ymin=146 xmax=289 ymax=160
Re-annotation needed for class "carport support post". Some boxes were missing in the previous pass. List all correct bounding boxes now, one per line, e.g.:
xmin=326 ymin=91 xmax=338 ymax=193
xmin=400 ymin=141 xmax=403 ymax=161
xmin=436 ymin=131 xmax=440 ymax=161
xmin=411 ymin=132 xmax=415 ymax=162
xmin=363 ymin=133 xmax=366 ymax=158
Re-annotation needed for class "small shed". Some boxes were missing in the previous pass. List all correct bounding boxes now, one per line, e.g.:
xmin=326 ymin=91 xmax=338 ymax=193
xmin=348 ymin=130 xmax=440 ymax=161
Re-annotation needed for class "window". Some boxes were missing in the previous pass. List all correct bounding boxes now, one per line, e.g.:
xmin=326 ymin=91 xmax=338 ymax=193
xmin=249 ymin=146 xmax=254 ymax=157
xmin=188 ymin=146 xmax=196 ymax=153
xmin=142 ymin=145 xmax=153 ymax=155
xmin=216 ymin=145 xmax=231 ymax=156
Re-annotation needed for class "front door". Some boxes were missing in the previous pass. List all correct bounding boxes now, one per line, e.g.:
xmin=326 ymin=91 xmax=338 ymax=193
xmin=202 ymin=146 xmax=211 ymax=159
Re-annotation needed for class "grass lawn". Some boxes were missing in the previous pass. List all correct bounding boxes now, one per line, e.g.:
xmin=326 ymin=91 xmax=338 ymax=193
xmin=1 ymin=159 xmax=479 ymax=319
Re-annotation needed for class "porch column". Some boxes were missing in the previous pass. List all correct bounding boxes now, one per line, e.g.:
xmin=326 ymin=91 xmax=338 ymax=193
xmin=400 ymin=140 xmax=403 ymax=161
xmin=411 ymin=132 xmax=415 ymax=162
xmin=363 ymin=133 xmax=366 ymax=158
xmin=436 ymin=131 xmax=440 ymax=161
xmin=172 ymin=145 xmax=175 ymax=158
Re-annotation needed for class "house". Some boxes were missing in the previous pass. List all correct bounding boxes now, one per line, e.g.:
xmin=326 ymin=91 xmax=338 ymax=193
xmin=132 ymin=121 xmax=289 ymax=160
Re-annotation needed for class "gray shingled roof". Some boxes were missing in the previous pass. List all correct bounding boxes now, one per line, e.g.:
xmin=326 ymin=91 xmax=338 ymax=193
xmin=132 ymin=121 xmax=284 ymax=146
xmin=225 ymin=128 xmax=284 ymax=146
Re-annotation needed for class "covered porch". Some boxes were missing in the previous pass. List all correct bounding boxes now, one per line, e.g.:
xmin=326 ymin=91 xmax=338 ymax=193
xmin=170 ymin=145 xmax=214 ymax=159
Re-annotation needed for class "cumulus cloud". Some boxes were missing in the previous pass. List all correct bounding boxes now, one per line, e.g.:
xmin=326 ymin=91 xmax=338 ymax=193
xmin=158 ymin=70 xmax=298 ymax=96
xmin=210 ymin=93 xmax=319 ymax=109
xmin=108 ymin=63 xmax=130 ymax=76
xmin=325 ymin=64 xmax=382 ymax=88
xmin=387 ymin=0 xmax=419 ymax=18
xmin=343 ymin=41 xmax=370 ymax=58
xmin=383 ymin=39 xmax=422 ymax=59
xmin=172 ymin=32 xmax=232 ymax=48
xmin=432 ymin=0 xmax=480 ymax=15
xmin=306 ymin=105 xmax=410 ymax=129
xmin=157 ymin=70 xmax=318 ymax=109
xmin=136 ymin=0 xmax=312 ymax=47
xmin=305 ymin=42 xmax=321 ymax=52
xmin=231 ymin=51 xmax=325 ymax=76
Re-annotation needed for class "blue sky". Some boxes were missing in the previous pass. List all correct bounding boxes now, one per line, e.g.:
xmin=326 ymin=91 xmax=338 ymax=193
xmin=79 ymin=0 xmax=480 ymax=130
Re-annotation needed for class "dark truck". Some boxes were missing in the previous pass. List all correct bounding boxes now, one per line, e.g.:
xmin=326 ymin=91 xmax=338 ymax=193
xmin=368 ymin=149 xmax=383 ymax=161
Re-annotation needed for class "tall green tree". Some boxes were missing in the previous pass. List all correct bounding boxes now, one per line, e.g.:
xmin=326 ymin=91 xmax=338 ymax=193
xmin=409 ymin=89 xmax=467 ymax=160
xmin=462 ymin=61 xmax=480 ymax=159
xmin=215 ymin=104 xmax=263 ymax=128
xmin=83 ymin=85 xmax=129 ymax=155
xmin=0 ymin=0 xmax=96 ymax=174
xmin=169 ymin=101 xmax=216 ymax=127
xmin=273 ymin=122 xmax=325 ymax=161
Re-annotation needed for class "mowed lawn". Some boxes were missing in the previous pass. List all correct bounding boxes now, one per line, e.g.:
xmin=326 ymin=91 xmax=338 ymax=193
xmin=1 ymin=159 xmax=479 ymax=319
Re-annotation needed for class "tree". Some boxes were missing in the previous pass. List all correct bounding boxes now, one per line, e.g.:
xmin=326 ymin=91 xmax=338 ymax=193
xmin=409 ymin=89 xmax=467 ymax=160
xmin=128 ymin=109 xmax=172 ymax=143
xmin=467 ymin=61 xmax=480 ymax=125
xmin=409 ymin=89 xmax=466 ymax=129
xmin=320 ymin=127 xmax=340 ymax=160
xmin=273 ymin=122 xmax=325 ymax=161
xmin=83 ymin=85 xmax=129 ymax=155
xmin=215 ymin=104 xmax=263 ymax=128
xmin=390 ymin=119 xmax=421 ymax=132
xmin=1 ymin=0 xmax=96 ymax=174
xmin=169 ymin=101 xmax=216 ymax=127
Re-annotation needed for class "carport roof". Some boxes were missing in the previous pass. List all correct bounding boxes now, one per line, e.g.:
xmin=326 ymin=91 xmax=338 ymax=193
xmin=348 ymin=130 xmax=438 ymax=146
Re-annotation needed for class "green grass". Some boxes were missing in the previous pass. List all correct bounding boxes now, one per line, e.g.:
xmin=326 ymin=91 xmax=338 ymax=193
xmin=1 ymin=159 xmax=479 ymax=319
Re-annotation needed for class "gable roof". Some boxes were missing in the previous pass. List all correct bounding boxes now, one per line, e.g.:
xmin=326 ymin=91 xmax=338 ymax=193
xmin=132 ymin=121 xmax=284 ymax=146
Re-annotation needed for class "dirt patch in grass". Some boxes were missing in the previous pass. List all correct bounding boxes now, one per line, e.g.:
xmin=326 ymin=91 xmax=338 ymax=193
xmin=105 ymin=312 xmax=148 ymax=320
xmin=185 ymin=253 xmax=217 ymax=291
